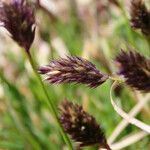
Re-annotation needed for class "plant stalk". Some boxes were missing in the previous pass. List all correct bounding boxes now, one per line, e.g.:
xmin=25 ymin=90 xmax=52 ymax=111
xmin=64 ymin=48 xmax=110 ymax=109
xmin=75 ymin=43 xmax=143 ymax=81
xmin=109 ymin=76 xmax=124 ymax=83
xmin=26 ymin=52 xmax=73 ymax=149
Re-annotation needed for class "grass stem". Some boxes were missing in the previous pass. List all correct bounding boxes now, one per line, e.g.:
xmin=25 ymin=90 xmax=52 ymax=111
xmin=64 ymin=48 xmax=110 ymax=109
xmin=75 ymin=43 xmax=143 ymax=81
xmin=26 ymin=52 xmax=73 ymax=149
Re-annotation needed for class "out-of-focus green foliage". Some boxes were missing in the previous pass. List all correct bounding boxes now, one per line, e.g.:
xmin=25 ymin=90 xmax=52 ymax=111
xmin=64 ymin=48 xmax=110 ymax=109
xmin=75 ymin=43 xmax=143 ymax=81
xmin=0 ymin=0 xmax=149 ymax=150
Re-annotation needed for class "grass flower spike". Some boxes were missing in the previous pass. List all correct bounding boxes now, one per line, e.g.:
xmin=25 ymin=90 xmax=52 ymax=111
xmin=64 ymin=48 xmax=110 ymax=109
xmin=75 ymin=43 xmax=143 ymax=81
xmin=109 ymin=0 xmax=119 ymax=7
xmin=59 ymin=100 xmax=111 ymax=149
xmin=130 ymin=0 xmax=150 ymax=37
xmin=115 ymin=50 xmax=150 ymax=92
xmin=0 ymin=0 xmax=35 ymax=52
xmin=39 ymin=56 xmax=108 ymax=88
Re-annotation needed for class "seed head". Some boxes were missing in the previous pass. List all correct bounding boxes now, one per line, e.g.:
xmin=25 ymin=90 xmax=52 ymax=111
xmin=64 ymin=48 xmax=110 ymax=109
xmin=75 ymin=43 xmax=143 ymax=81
xmin=115 ymin=50 xmax=150 ymax=92
xmin=0 ymin=0 xmax=36 ymax=52
xmin=109 ymin=0 xmax=120 ymax=7
xmin=39 ymin=56 xmax=108 ymax=88
xmin=59 ymin=100 xmax=111 ymax=149
xmin=130 ymin=0 xmax=150 ymax=37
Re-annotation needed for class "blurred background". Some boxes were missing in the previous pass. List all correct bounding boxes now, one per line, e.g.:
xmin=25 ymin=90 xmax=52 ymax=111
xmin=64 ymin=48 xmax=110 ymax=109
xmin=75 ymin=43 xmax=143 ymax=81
xmin=0 ymin=0 xmax=149 ymax=149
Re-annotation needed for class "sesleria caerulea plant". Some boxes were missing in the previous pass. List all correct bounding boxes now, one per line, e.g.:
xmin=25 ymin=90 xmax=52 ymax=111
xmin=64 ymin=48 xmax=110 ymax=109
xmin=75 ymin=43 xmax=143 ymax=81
xmin=0 ymin=0 xmax=72 ymax=149
xmin=0 ymin=0 xmax=150 ymax=149
xmin=39 ymin=51 xmax=150 ymax=92
xmin=38 ymin=0 xmax=150 ymax=144
xmin=39 ymin=50 xmax=150 ymax=149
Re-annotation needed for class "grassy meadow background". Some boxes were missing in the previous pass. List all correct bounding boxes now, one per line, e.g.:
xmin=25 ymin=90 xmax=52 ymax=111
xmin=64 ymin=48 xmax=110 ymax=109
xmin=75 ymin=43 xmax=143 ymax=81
xmin=0 ymin=0 xmax=149 ymax=149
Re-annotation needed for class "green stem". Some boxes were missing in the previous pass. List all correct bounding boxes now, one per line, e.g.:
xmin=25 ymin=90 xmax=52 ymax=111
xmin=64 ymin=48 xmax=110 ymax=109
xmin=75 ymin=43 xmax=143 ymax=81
xmin=26 ymin=52 xmax=73 ymax=149
xmin=109 ymin=76 xmax=124 ymax=83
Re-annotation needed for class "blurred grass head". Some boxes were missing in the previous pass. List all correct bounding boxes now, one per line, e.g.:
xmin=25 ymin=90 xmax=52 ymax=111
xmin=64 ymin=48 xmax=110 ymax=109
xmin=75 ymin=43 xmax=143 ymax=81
xmin=0 ymin=0 xmax=150 ymax=149
xmin=130 ymin=0 xmax=150 ymax=37
xmin=115 ymin=50 xmax=150 ymax=92
xmin=0 ymin=0 xmax=36 ymax=52
xmin=59 ymin=100 xmax=111 ymax=149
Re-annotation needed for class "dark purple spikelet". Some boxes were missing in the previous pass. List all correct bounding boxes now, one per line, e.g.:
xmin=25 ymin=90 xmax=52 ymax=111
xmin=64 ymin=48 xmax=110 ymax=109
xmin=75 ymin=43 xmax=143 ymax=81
xmin=115 ymin=50 xmax=150 ymax=92
xmin=0 ymin=0 xmax=35 ymax=52
xmin=59 ymin=100 xmax=111 ymax=149
xmin=39 ymin=56 xmax=108 ymax=88
xmin=109 ymin=0 xmax=120 ymax=7
xmin=130 ymin=0 xmax=150 ymax=37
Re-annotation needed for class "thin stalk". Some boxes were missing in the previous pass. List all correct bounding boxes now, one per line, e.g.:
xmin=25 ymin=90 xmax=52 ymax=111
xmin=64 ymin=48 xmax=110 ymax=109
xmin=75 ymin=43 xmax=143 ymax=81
xmin=110 ymin=81 xmax=150 ymax=133
xmin=25 ymin=52 xmax=73 ymax=149
xmin=109 ymin=76 xmax=124 ymax=83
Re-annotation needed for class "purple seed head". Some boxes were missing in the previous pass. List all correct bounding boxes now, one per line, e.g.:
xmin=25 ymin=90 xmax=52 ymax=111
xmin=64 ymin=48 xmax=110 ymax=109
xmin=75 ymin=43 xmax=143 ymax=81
xmin=39 ymin=56 xmax=108 ymax=88
xmin=0 ymin=0 xmax=36 ymax=52
xmin=59 ymin=100 xmax=110 ymax=149
xmin=115 ymin=50 xmax=150 ymax=92
xmin=130 ymin=0 xmax=150 ymax=37
xmin=109 ymin=0 xmax=120 ymax=7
